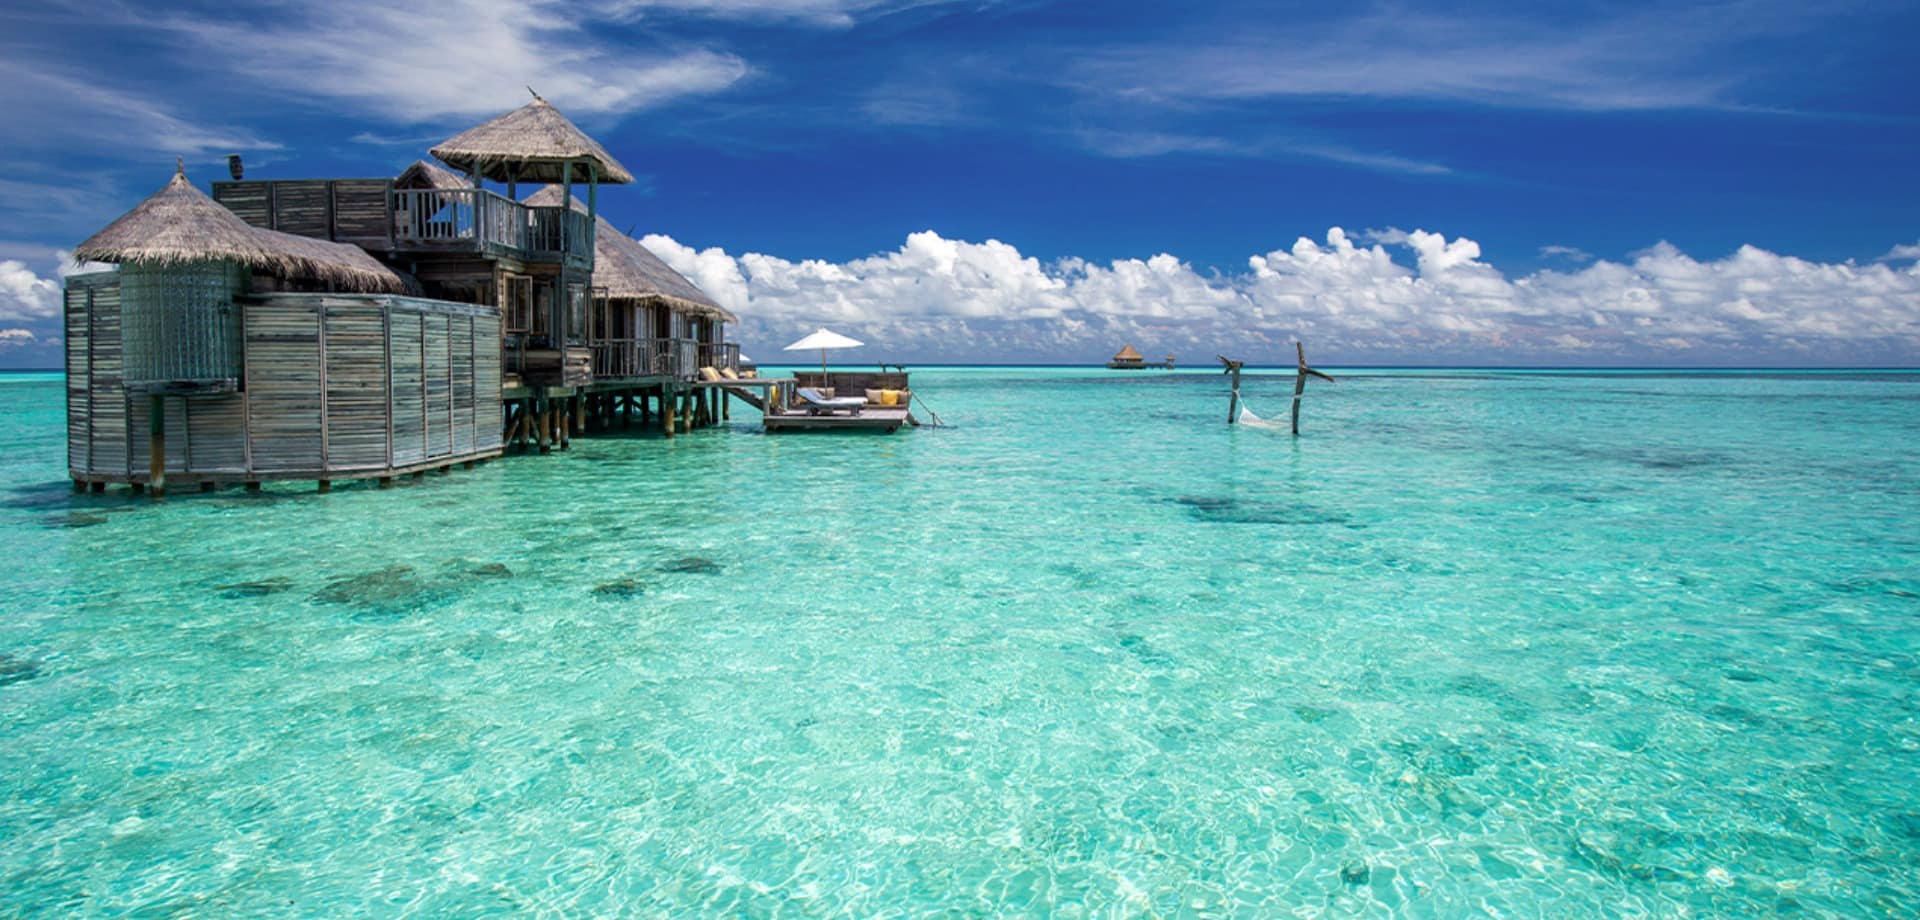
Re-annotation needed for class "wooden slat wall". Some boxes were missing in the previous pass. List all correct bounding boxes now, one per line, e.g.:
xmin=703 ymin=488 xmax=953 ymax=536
xmin=211 ymin=183 xmax=273 ymax=229
xmin=88 ymin=283 xmax=127 ymax=475
xmin=186 ymin=394 xmax=248 ymax=472
xmin=70 ymin=286 xmax=503 ymax=482
xmin=424 ymin=314 xmax=452 ymax=458
xmin=390 ymin=310 xmax=425 ymax=466
xmin=474 ymin=313 xmax=503 ymax=451
xmin=246 ymin=300 xmax=323 ymax=472
xmin=450 ymin=316 xmax=475 ymax=455
xmin=324 ymin=302 xmax=388 ymax=469
xmin=330 ymin=181 xmax=392 ymax=248
xmin=270 ymin=181 xmax=332 ymax=238
xmin=66 ymin=287 xmax=90 ymax=474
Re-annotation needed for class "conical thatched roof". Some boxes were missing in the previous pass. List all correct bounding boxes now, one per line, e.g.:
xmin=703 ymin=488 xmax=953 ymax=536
xmin=524 ymin=186 xmax=736 ymax=323
xmin=1113 ymin=344 xmax=1143 ymax=361
xmin=74 ymin=170 xmax=406 ymax=293
xmin=430 ymin=96 xmax=633 ymax=185
xmin=395 ymin=159 xmax=470 ymax=191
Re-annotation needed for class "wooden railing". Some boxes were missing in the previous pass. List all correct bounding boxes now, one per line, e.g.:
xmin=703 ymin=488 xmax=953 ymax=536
xmin=698 ymin=342 xmax=741 ymax=372
xmin=391 ymin=188 xmax=592 ymax=265
xmin=590 ymin=337 xmax=702 ymax=379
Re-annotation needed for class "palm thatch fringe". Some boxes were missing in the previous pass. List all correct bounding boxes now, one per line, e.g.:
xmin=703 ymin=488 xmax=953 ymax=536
xmin=524 ymin=185 xmax=737 ymax=322
xmin=430 ymin=95 xmax=634 ymax=185
xmin=74 ymin=170 xmax=407 ymax=294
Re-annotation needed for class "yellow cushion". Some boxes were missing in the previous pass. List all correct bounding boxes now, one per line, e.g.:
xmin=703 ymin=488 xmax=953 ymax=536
xmin=882 ymin=389 xmax=904 ymax=406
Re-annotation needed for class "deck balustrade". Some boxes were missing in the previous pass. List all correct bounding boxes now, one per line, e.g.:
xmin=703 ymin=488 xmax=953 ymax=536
xmin=390 ymin=188 xmax=593 ymax=265
xmin=589 ymin=337 xmax=735 ymax=379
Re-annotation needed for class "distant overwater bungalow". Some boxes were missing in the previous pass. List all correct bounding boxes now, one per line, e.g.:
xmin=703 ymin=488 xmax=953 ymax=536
xmin=59 ymin=94 xmax=864 ymax=497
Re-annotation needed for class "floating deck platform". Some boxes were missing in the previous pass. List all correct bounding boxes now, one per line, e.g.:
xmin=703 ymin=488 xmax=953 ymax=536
xmin=764 ymin=407 xmax=911 ymax=433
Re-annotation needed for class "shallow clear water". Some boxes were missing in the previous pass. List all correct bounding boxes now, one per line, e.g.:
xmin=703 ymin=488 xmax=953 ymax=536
xmin=2 ymin=366 xmax=1918 ymax=916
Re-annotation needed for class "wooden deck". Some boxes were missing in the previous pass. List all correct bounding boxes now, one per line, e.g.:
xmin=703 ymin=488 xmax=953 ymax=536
xmin=763 ymin=407 xmax=911 ymax=433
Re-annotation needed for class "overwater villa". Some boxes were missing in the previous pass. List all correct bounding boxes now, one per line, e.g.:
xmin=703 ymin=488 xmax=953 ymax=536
xmin=1108 ymin=344 xmax=1146 ymax=369
xmin=62 ymin=94 xmax=770 ymax=496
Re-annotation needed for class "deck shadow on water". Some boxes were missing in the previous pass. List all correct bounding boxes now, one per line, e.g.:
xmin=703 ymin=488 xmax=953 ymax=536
xmin=1171 ymin=495 xmax=1356 ymax=527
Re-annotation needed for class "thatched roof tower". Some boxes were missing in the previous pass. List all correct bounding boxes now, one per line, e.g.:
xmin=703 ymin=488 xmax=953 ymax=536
xmin=523 ymin=186 xmax=736 ymax=322
xmin=395 ymin=159 xmax=470 ymax=191
xmin=430 ymin=95 xmax=633 ymax=184
xmin=74 ymin=169 xmax=406 ymax=293
xmin=1112 ymin=344 xmax=1143 ymax=362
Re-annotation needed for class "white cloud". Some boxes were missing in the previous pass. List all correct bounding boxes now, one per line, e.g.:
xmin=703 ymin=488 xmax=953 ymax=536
xmin=1882 ymin=242 xmax=1920 ymax=262
xmin=150 ymin=0 xmax=750 ymax=121
xmin=645 ymin=228 xmax=1920 ymax=364
xmin=1069 ymin=5 xmax=1789 ymax=113
xmin=609 ymin=0 xmax=954 ymax=27
xmin=0 ymin=58 xmax=276 ymax=157
xmin=0 ymin=261 xmax=61 ymax=324
xmin=0 ymin=328 xmax=38 ymax=346
xmin=1541 ymin=245 xmax=1595 ymax=263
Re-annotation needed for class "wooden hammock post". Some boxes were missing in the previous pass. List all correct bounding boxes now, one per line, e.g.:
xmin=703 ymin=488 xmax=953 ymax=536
xmin=1218 ymin=355 xmax=1244 ymax=424
xmin=1291 ymin=342 xmax=1335 ymax=436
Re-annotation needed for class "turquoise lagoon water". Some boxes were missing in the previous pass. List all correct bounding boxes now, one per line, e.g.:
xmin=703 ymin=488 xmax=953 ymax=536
xmin=2 ymin=366 xmax=1917 ymax=917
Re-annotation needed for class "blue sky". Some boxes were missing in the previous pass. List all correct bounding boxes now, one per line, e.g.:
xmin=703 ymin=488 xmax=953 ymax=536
xmin=2 ymin=0 xmax=1917 ymax=366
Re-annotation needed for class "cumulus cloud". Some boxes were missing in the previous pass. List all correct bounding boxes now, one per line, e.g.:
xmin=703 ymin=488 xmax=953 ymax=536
xmin=646 ymin=228 xmax=1920 ymax=364
xmin=0 ymin=261 xmax=61 ymax=324
xmin=1881 ymin=242 xmax=1920 ymax=262
xmin=0 ymin=328 xmax=37 ymax=346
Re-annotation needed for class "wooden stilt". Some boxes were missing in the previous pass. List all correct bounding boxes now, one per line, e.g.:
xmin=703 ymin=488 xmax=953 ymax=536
xmin=148 ymin=393 xmax=166 ymax=498
xmin=90 ymin=481 xmax=105 ymax=494
xmin=574 ymin=395 xmax=585 ymax=435
xmin=245 ymin=482 xmax=260 ymax=493
xmin=200 ymin=481 xmax=216 ymax=493
xmin=317 ymin=479 xmax=332 ymax=494
xmin=130 ymin=482 xmax=145 ymax=494
xmin=73 ymin=480 xmax=86 ymax=494
xmin=663 ymin=386 xmax=676 ymax=438
xmin=379 ymin=476 xmax=394 ymax=489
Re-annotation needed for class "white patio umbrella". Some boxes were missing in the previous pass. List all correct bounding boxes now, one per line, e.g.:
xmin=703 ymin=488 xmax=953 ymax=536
xmin=783 ymin=328 xmax=864 ymax=381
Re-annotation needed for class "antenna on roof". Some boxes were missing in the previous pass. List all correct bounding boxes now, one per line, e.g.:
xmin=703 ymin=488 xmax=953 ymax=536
xmin=527 ymin=86 xmax=542 ymax=100
xmin=175 ymin=156 xmax=184 ymax=176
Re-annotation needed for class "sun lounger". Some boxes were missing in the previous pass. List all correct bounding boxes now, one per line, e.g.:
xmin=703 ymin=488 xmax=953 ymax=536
xmin=795 ymin=387 xmax=866 ymax=415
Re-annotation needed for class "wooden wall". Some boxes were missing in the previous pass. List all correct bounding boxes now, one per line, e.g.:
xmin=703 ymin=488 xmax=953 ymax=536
xmin=67 ymin=279 xmax=504 ymax=483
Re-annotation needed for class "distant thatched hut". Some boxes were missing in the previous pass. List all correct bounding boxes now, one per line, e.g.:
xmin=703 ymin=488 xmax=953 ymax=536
xmin=1107 ymin=344 xmax=1146 ymax=369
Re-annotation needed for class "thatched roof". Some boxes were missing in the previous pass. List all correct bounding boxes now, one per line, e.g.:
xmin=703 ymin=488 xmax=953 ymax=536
xmin=256 ymin=228 xmax=413 ymax=294
xmin=395 ymin=159 xmax=470 ymax=191
xmin=430 ymin=96 xmax=633 ymax=185
xmin=74 ymin=170 xmax=407 ymax=294
xmin=524 ymin=186 xmax=737 ymax=323
xmin=1113 ymin=344 xmax=1144 ymax=361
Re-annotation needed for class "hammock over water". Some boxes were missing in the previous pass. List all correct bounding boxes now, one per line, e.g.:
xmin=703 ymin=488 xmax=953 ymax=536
xmin=1236 ymin=396 xmax=1296 ymax=430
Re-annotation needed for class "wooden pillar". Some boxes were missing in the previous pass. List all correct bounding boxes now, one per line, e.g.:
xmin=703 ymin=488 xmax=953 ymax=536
xmin=72 ymin=480 xmax=86 ymax=494
xmin=245 ymin=482 xmax=261 ymax=493
xmin=574 ymin=394 xmax=586 ymax=434
xmin=662 ymin=385 xmax=676 ymax=438
xmin=317 ymin=479 xmax=332 ymax=494
xmin=536 ymin=395 xmax=552 ymax=454
xmin=378 ymin=476 xmax=394 ymax=489
xmin=559 ymin=398 xmax=571 ymax=450
xmin=148 ymin=393 xmax=166 ymax=498
xmin=200 ymin=481 xmax=216 ymax=493
xmin=90 ymin=481 xmax=105 ymax=494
